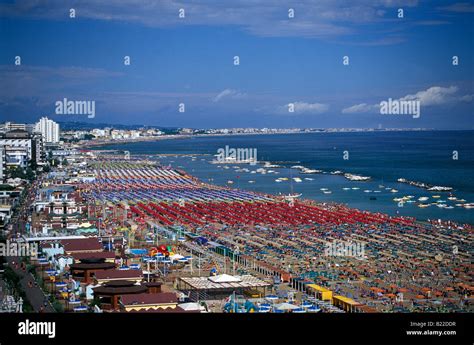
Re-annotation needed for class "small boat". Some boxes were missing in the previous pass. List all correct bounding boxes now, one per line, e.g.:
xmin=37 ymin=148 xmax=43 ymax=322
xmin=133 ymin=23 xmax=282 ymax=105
xmin=323 ymin=191 xmax=332 ymax=194
xmin=344 ymin=173 xmax=371 ymax=181
xmin=390 ymin=189 xmax=398 ymax=193
xmin=248 ymin=180 xmax=255 ymax=184
xmin=432 ymin=195 xmax=441 ymax=198
xmin=304 ymin=178 xmax=314 ymax=181
xmin=342 ymin=187 xmax=350 ymax=191
xmin=418 ymin=204 xmax=430 ymax=208
xmin=284 ymin=193 xmax=302 ymax=199
xmin=227 ymin=180 xmax=234 ymax=184
xmin=293 ymin=177 xmax=302 ymax=183
xmin=301 ymin=168 xmax=322 ymax=174
xmin=418 ymin=197 xmax=429 ymax=201
xmin=263 ymin=162 xmax=280 ymax=168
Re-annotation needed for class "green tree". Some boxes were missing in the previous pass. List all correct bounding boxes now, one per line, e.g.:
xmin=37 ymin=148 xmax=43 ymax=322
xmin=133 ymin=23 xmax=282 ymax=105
xmin=25 ymin=167 xmax=35 ymax=181
xmin=8 ymin=166 xmax=26 ymax=179
xmin=28 ymin=159 xmax=38 ymax=170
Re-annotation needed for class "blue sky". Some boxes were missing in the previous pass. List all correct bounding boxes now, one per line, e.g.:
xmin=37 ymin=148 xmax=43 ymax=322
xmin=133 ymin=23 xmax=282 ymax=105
xmin=0 ymin=0 xmax=473 ymax=129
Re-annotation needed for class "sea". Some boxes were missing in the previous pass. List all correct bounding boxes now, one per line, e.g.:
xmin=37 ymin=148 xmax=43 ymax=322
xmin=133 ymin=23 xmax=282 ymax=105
xmin=97 ymin=131 xmax=474 ymax=225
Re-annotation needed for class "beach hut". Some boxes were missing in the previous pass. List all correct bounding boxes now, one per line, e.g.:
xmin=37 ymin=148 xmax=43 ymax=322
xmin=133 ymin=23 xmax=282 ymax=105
xmin=332 ymin=295 xmax=360 ymax=313
xmin=307 ymin=284 xmax=333 ymax=301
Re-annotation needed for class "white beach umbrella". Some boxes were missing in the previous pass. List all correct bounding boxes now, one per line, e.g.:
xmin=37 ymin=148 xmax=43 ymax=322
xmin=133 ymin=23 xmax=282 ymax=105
xmin=275 ymin=303 xmax=299 ymax=311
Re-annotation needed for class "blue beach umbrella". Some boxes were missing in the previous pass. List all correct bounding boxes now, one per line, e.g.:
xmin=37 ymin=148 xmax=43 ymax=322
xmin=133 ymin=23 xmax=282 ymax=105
xmin=265 ymin=295 xmax=278 ymax=301
xmin=307 ymin=306 xmax=320 ymax=312
xmin=293 ymin=308 xmax=306 ymax=313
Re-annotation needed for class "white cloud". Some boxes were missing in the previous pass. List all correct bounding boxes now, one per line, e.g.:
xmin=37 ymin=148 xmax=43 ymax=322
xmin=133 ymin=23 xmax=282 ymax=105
xmin=342 ymin=103 xmax=378 ymax=114
xmin=400 ymin=86 xmax=458 ymax=105
xmin=213 ymin=89 xmax=246 ymax=102
xmin=277 ymin=101 xmax=329 ymax=115
xmin=0 ymin=0 xmax=420 ymax=40
xmin=460 ymin=94 xmax=474 ymax=102
xmin=342 ymin=85 xmax=472 ymax=113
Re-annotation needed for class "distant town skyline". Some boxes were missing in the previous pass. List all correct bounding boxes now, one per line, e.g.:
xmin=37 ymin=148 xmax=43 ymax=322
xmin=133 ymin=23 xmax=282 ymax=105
xmin=0 ymin=0 xmax=473 ymax=129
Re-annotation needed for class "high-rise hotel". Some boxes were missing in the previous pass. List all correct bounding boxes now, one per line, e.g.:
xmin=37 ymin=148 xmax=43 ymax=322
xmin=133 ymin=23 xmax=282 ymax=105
xmin=35 ymin=117 xmax=60 ymax=144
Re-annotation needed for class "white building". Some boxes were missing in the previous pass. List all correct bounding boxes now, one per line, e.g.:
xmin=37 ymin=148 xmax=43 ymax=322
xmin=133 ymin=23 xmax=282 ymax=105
xmin=0 ymin=131 xmax=33 ymax=168
xmin=0 ymin=130 xmax=45 ymax=169
xmin=35 ymin=117 xmax=60 ymax=143
xmin=3 ymin=122 xmax=26 ymax=132
xmin=0 ymin=147 xmax=4 ymax=181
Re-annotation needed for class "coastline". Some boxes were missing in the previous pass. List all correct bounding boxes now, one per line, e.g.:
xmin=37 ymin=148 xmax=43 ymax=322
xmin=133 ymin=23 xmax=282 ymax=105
xmin=78 ymin=129 xmax=465 ymax=149
xmin=80 ymin=130 xmax=474 ymax=225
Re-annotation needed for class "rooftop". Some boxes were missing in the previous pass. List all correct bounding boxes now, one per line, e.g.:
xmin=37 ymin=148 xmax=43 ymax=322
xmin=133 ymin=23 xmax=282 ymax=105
xmin=72 ymin=251 xmax=116 ymax=261
xmin=61 ymin=237 xmax=103 ymax=253
xmin=179 ymin=274 xmax=270 ymax=291
xmin=121 ymin=292 xmax=177 ymax=306
xmin=95 ymin=269 xmax=143 ymax=281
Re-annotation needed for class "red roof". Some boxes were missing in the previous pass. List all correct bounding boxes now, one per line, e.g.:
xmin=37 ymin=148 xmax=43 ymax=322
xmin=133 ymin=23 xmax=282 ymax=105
xmin=95 ymin=269 xmax=143 ymax=281
xmin=121 ymin=292 xmax=177 ymax=306
xmin=73 ymin=251 xmax=116 ymax=261
xmin=61 ymin=238 xmax=103 ymax=253
xmin=125 ymin=306 xmax=198 ymax=313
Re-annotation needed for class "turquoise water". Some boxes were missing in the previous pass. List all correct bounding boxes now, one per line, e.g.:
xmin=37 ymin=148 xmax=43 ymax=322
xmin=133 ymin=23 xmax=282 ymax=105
xmin=97 ymin=131 xmax=474 ymax=224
